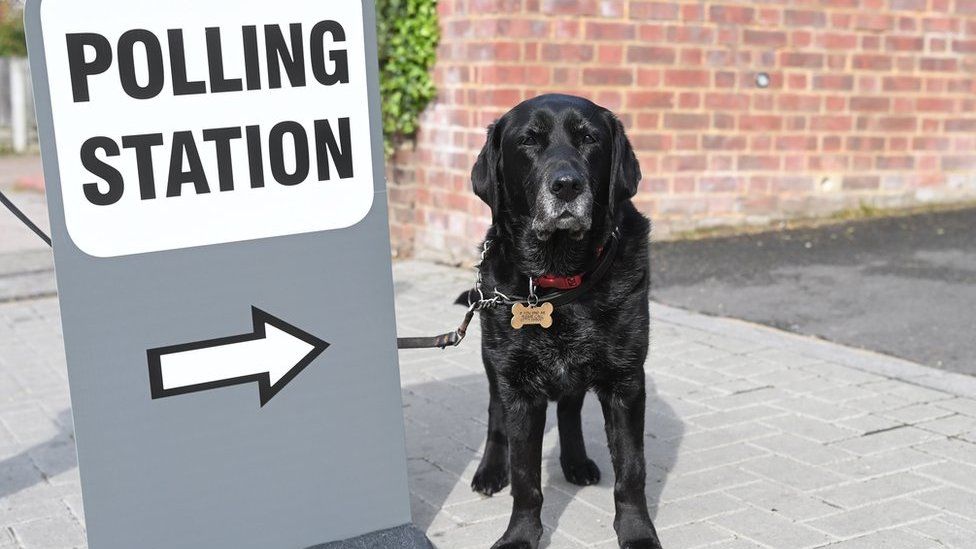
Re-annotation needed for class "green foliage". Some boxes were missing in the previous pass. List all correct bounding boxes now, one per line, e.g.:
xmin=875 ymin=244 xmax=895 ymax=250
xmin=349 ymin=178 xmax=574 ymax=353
xmin=0 ymin=3 xmax=27 ymax=57
xmin=376 ymin=0 xmax=439 ymax=156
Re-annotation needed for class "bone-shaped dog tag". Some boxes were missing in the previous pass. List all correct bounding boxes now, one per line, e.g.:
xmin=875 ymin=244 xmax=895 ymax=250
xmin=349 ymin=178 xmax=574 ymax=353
xmin=511 ymin=302 xmax=554 ymax=329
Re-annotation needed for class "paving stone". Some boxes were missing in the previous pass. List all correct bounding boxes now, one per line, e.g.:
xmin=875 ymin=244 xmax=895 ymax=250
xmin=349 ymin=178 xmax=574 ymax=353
xmin=916 ymin=414 xmax=976 ymax=438
xmin=709 ymin=507 xmax=832 ymax=548
xmin=651 ymin=492 xmax=743 ymax=527
xmin=808 ymin=498 xmax=939 ymax=538
xmin=663 ymin=443 xmax=769 ymax=477
xmin=830 ymin=426 xmax=940 ymax=456
xmin=658 ymin=464 xmax=758 ymax=504
xmin=881 ymin=403 xmax=956 ymax=425
xmin=907 ymin=517 xmax=976 ymax=548
xmin=821 ymin=528 xmax=940 ymax=549
xmin=749 ymin=433 xmax=854 ymax=466
xmin=724 ymin=480 xmax=841 ymax=521
xmin=657 ymin=521 xmax=731 ymax=548
xmin=10 ymin=515 xmax=86 ymax=549
xmin=814 ymin=472 xmax=934 ymax=509
xmin=935 ymin=398 xmax=976 ymax=417
xmin=826 ymin=448 xmax=942 ymax=478
xmin=913 ymin=486 xmax=976 ymax=520
xmin=916 ymin=460 xmax=976 ymax=492
xmin=913 ymin=437 xmax=976 ymax=463
xmin=738 ymin=455 xmax=847 ymax=492
xmin=689 ymin=405 xmax=785 ymax=430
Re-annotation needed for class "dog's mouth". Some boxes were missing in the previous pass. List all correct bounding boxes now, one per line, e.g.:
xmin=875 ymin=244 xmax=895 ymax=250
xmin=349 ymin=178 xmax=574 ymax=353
xmin=532 ymin=211 xmax=592 ymax=241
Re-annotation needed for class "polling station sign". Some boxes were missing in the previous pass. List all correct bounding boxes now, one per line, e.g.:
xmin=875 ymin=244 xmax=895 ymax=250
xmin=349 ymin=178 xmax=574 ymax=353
xmin=41 ymin=0 xmax=374 ymax=257
xmin=27 ymin=0 xmax=428 ymax=547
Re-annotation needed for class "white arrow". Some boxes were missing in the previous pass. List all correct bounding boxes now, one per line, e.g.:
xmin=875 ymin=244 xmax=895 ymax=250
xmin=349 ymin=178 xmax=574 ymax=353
xmin=148 ymin=307 xmax=329 ymax=406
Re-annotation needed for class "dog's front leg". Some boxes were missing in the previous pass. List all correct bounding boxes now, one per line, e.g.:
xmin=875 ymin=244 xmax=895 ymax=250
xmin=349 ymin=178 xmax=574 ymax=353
xmin=472 ymin=364 xmax=510 ymax=496
xmin=599 ymin=384 xmax=662 ymax=549
xmin=491 ymin=395 xmax=547 ymax=549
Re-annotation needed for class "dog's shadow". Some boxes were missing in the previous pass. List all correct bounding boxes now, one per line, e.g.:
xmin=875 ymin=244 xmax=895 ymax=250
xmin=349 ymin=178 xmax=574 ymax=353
xmin=403 ymin=371 xmax=683 ymax=547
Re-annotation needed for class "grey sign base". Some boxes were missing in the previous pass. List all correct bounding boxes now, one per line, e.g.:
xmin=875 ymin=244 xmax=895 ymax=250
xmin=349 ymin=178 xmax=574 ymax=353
xmin=310 ymin=524 xmax=432 ymax=549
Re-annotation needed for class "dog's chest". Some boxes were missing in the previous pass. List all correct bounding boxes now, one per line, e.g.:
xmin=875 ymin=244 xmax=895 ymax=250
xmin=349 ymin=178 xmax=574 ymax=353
xmin=485 ymin=305 xmax=606 ymax=396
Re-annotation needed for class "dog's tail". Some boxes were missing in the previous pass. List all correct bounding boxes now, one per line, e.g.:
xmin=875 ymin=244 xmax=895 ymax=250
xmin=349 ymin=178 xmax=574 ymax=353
xmin=455 ymin=289 xmax=475 ymax=306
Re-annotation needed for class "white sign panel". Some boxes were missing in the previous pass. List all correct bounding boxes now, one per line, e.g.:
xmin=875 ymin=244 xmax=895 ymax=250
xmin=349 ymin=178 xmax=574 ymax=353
xmin=41 ymin=0 xmax=375 ymax=257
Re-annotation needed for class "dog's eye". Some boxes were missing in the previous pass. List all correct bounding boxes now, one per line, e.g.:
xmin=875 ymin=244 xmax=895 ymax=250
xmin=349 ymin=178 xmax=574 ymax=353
xmin=520 ymin=135 xmax=538 ymax=146
xmin=582 ymin=134 xmax=597 ymax=144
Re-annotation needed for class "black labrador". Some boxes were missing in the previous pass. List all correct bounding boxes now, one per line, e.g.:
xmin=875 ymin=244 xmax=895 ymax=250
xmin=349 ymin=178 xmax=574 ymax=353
xmin=461 ymin=94 xmax=660 ymax=548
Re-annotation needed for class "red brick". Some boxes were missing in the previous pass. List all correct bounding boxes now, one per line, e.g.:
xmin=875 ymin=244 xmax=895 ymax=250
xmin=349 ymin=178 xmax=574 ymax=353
xmin=699 ymin=176 xmax=739 ymax=193
xmin=781 ymin=52 xmax=824 ymax=68
xmin=813 ymin=74 xmax=854 ymax=90
xmin=627 ymin=91 xmax=673 ymax=109
xmin=852 ymin=54 xmax=894 ymax=71
xmin=540 ymin=0 xmax=598 ymax=15
xmin=820 ymin=33 xmax=858 ymax=49
xmin=785 ymin=9 xmax=826 ymax=27
xmin=583 ymin=68 xmax=633 ymax=85
xmin=744 ymin=29 xmax=788 ymax=47
xmin=664 ymin=69 xmax=710 ymax=87
xmin=738 ymin=155 xmax=781 ymax=171
xmin=586 ymin=21 xmax=635 ymax=40
xmin=626 ymin=45 xmax=676 ymax=64
xmin=540 ymin=44 xmax=594 ymax=62
xmin=664 ymin=155 xmax=707 ymax=171
xmin=705 ymin=92 xmax=750 ymax=110
xmin=883 ymin=76 xmax=922 ymax=92
xmin=886 ymin=36 xmax=924 ymax=51
xmin=702 ymin=135 xmax=747 ymax=150
xmin=778 ymin=94 xmax=820 ymax=111
xmin=945 ymin=119 xmax=976 ymax=132
xmin=630 ymin=1 xmax=679 ymax=20
xmin=877 ymin=156 xmax=915 ymax=169
xmin=667 ymin=25 xmax=714 ymax=44
xmin=739 ymin=115 xmax=783 ymax=131
xmin=851 ymin=96 xmax=891 ymax=111
xmin=709 ymin=5 xmax=754 ymax=24
xmin=664 ymin=113 xmax=709 ymax=130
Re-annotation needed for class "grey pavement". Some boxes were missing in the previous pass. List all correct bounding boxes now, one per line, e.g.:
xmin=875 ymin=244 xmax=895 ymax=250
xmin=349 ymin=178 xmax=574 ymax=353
xmin=651 ymin=208 xmax=976 ymax=376
xmin=3 ymin=255 xmax=976 ymax=548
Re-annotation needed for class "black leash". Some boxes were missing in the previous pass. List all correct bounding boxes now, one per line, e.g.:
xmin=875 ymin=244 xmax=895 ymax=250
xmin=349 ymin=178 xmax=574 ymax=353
xmin=1 ymin=186 xmax=616 ymax=352
xmin=0 ymin=188 xmax=52 ymax=247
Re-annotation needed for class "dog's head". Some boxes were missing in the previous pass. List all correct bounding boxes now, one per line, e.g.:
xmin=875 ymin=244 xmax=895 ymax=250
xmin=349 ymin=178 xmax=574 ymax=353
xmin=472 ymin=94 xmax=640 ymax=243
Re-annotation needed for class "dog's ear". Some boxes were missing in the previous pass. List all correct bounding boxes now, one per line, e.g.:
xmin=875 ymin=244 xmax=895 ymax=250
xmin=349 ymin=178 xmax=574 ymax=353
xmin=471 ymin=121 xmax=503 ymax=218
xmin=608 ymin=114 xmax=641 ymax=203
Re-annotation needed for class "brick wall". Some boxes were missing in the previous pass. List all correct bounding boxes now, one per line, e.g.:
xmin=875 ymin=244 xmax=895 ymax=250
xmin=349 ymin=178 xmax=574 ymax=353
xmin=388 ymin=0 xmax=976 ymax=262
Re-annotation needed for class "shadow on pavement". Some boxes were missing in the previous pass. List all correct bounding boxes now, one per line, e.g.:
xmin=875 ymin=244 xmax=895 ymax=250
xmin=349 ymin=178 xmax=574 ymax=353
xmin=0 ymin=409 xmax=76 ymax=501
xmin=403 ymin=372 xmax=683 ymax=546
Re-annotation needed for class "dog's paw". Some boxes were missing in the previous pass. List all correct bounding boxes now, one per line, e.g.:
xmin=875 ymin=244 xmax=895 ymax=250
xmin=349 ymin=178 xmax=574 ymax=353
xmin=491 ymin=520 xmax=542 ymax=549
xmin=561 ymin=457 xmax=601 ymax=486
xmin=491 ymin=541 xmax=534 ymax=549
xmin=472 ymin=465 xmax=510 ymax=496
xmin=621 ymin=539 xmax=663 ymax=549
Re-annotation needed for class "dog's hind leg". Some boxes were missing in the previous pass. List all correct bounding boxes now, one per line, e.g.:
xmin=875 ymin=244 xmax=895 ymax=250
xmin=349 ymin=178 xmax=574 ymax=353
xmin=472 ymin=363 xmax=510 ymax=496
xmin=557 ymin=392 xmax=601 ymax=486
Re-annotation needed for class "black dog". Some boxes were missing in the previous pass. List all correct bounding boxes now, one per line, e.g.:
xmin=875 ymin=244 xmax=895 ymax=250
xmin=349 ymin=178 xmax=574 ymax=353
xmin=461 ymin=94 xmax=660 ymax=548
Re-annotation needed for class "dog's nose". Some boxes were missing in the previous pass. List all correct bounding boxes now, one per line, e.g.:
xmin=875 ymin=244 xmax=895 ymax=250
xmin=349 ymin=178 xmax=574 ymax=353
xmin=549 ymin=173 xmax=584 ymax=202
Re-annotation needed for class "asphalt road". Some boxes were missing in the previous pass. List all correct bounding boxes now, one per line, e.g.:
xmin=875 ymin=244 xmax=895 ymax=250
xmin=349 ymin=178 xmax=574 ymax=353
xmin=651 ymin=208 xmax=976 ymax=376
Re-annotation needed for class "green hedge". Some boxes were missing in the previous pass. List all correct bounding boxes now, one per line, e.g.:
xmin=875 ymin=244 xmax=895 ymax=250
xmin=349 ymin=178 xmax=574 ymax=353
xmin=376 ymin=0 xmax=439 ymax=156
xmin=0 ymin=4 xmax=26 ymax=57
xmin=0 ymin=2 xmax=438 ymax=156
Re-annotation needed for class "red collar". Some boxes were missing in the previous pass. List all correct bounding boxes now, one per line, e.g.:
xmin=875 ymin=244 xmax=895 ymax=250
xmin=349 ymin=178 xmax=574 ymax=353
xmin=533 ymin=246 xmax=604 ymax=290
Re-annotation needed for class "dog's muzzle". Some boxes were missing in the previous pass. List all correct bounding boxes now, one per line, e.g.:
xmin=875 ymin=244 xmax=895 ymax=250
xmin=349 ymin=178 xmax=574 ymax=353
xmin=532 ymin=172 xmax=593 ymax=240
